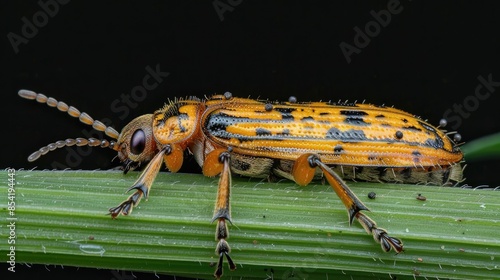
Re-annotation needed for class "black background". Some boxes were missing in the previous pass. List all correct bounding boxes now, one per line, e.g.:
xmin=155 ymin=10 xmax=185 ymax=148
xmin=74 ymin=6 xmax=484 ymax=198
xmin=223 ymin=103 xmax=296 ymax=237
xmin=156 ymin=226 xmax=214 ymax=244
xmin=2 ymin=1 xmax=500 ymax=279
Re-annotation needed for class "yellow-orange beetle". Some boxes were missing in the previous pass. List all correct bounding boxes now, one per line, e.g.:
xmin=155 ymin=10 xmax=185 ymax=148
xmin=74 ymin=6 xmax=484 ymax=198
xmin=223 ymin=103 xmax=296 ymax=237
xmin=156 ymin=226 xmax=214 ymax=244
xmin=19 ymin=90 xmax=464 ymax=279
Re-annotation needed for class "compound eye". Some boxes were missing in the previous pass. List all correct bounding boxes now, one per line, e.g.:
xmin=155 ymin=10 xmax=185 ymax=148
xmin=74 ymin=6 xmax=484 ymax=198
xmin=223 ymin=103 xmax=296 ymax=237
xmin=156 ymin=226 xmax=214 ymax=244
xmin=130 ymin=129 xmax=146 ymax=155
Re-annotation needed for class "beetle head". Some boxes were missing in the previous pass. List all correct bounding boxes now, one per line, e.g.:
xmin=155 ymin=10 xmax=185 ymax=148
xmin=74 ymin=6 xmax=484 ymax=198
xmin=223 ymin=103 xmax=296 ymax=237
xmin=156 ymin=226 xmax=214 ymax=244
xmin=114 ymin=114 xmax=158 ymax=172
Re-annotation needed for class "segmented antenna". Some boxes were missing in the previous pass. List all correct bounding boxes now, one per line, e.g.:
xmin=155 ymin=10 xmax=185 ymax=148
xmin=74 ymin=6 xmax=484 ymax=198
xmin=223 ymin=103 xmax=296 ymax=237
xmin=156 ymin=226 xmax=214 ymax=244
xmin=18 ymin=89 xmax=120 ymax=162
xmin=27 ymin=138 xmax=115 ymax=162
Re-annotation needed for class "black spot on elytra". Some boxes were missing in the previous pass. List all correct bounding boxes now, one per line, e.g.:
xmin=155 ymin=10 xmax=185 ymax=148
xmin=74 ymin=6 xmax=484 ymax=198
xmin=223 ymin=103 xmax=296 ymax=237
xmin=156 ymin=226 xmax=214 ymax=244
xmin=402 ymin=125 xmax=422 ymax=132
xmin=206 ymin=112 xmax=288 ymax=142
xmin=326 ymin=128 xmax=367 ymax=141
xmin=340 ymin=110 xmax=369 ymax=116
xmin=320 ymin=112 xmax=330 ymax=116
xmin=205 ymin=112 xmax=232 ymax=139
xmin=274 ymin=107 xmax=296 ymax=120
xmin=277 ymin=129 xmax=290 ymax=136
xmin=375 ymin=114 xmax=385 ymax=118
xmin=301 ymin=116 xmax=314 ymax=122
xmin=424 ymin=137 xmax=444 ymax=149
xmin=339 ymin=109 xmax=369 ymax=125
xmin=344 ymin=116 xmax=370 ymax=126
xmin=256 ymin=128 xmax=272 ymax=136
xmin=333 ymin=145 xmax=343 ymax=155
xmin=419 ymin=121 xmax=437 ymax=133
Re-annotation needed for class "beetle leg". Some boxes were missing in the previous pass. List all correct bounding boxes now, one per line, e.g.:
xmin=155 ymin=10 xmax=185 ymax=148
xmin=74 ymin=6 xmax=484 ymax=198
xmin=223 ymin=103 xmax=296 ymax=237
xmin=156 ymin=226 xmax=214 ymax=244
xmin=292 ymin=153 xmax=404 ymax=253
xmin=202 ymin=148 xmax=236 ymax=279
xmin=108 ymin=146 xmax=168 ymax=218
xmin=355 ymin=211 xmax=404 ymax=253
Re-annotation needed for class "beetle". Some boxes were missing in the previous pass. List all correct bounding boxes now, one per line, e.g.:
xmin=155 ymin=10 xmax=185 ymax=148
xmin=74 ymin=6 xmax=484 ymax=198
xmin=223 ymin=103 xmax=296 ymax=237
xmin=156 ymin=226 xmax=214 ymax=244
xmin=18 ymin=89 xmax=464 ymax=279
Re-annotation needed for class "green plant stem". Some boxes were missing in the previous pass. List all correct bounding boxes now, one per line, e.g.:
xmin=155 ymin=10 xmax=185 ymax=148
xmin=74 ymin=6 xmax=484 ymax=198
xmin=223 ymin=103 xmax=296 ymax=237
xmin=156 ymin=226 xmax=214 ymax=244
xmin=462 ymin=132 xmax=500 ymax=161
xmin=1 ymin=170 xmax=499 ymax=279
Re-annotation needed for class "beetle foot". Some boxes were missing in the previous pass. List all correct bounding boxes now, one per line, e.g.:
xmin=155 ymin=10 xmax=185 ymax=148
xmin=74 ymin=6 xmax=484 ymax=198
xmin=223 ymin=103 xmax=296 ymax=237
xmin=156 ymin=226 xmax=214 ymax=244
xmin=355 ymin=212 xmax=404 ymax=253
xmin=108 ymin=190 xmax=143 ymax=218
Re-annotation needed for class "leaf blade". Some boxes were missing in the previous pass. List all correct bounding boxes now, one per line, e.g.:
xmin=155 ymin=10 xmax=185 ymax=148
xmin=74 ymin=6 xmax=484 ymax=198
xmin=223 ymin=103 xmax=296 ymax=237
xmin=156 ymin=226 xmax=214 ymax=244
xmin=1 ymin=170 xmax=499 ymax=279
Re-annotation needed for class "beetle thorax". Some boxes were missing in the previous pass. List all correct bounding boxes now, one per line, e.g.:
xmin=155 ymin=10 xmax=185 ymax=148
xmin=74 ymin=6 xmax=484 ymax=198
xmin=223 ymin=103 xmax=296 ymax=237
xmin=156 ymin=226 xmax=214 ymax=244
xmin=152 ymin=100 xmax=203 ymax=147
